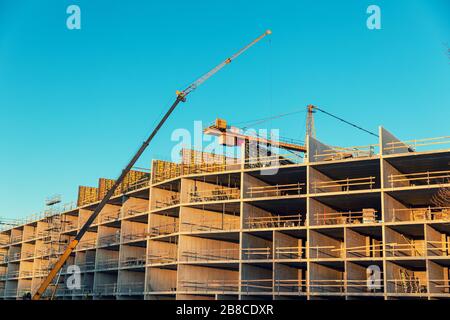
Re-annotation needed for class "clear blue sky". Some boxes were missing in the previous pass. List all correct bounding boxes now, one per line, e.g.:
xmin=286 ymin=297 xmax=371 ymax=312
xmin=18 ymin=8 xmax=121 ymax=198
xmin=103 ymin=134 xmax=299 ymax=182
xmin=0 ymin=0 xmax=449 ymax=219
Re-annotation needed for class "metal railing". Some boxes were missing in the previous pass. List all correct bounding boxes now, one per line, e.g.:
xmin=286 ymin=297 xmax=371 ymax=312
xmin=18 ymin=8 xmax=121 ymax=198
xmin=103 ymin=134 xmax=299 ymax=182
xmin=391 ymin=206 xmax=450 ymax=222
xmin=313 ymin=209 xmax=378 ymax=225
xmin=181 ymin=218 xmax=240 ymax=232
xmin=275 ymin=246 xmax=306 ymax=259
xmin=385 ymin=242 xmax=426 ymax=257
xmin=384 ymin=136 xmax=450 ymax=153
xmin=247 ymin=183 xmax=305 ymax=198
xmin=245 ymin=153 xmax=303 ymax=169
xmin=188 ymin=187 xmax=240 ymax=203
xmin=309 ymin=245 xmax=344 ymax=259
xmin=312 ymin=176 xmax=376 ymax=193
xmin=242 ymin=247 xmax=272 ymax=260
xmin=245 ymin=214 xmax=303 ymax=229
xmin=146 ymin=252 xmax=177 ymax=265
xmin=180 ymin=248 xmax=239 ymax=262
xmin=97 ymin=234 xmax=121 ymax=247
xmin=120 ymin=256 xmax=146 ymax=268
xmin=388 ymin=170 xmax=450 ymax=188
xmin=96 ymin=258 xmax=119 ymax=271
xmin=148 ymin=222 xmax=178 ymax=237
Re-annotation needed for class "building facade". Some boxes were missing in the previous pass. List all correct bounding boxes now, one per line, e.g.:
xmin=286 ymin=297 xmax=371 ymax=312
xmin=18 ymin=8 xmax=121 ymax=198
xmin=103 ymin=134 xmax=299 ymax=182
xmin=1 ymin=127 xmax=450 ymax=300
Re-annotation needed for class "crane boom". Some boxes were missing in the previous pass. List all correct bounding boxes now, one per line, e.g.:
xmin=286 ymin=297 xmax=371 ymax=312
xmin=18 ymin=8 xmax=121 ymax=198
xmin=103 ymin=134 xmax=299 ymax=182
xmin=177 ymin=30 xmax=271 ymax=97
xmin=31 ymin=30 xmax=271 ymax=300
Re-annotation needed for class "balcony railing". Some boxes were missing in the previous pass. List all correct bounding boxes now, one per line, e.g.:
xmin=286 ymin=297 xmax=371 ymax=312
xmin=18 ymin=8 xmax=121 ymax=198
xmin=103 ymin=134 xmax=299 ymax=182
xmin=180 ymin=248 xmax=239 ymax=262
xmin=77 ymin=261 xmax=96 ymax=272
xmin=179 ymin=279 xmax=239 ymax=293
xmin=274 ymin=279 xmax=307 ymax=293
xmin=309 ymin=279 xmax=346 ymax=293
xmin=343 ymin=244 xmax=383 ymax=258
xmin=117 ymin=283 xmax=145 ymax=295
xmin=313 ymin=209 xmax=378 ymax=225
xmin=247 ymin=183 xmax=305 ymax=198
xmin=385 ymin=242 xmax=426 ymax=257
xmin=245 ymin=214 xmax=303 ymax=229
xmin=313 ymin=144 xmax=378 ymax=162
xmin=97 ymin=234 xmax=121 ymax=247
xmin=384 ymin=135 xmax=450 ymax=154
xmin=147 ymin=252 xmax=177 ymax=265
xmin=77 ymin=238 xmax=97 ymax=250
xmin=391 ymin=206 xmax=450 ymax=222
xmin=148 ymin=223 xmax=178 ymax=237
xmin=241 ymin=279 xmax=274 ymax=293
xmin=122 ymin=232 xmax=147 ymax=243
xmin=242 ymin=247 xmax=272 ymax=260
xmin=312 ymin=176 xmax=376 ymax=193
xmin=62 ymin=221 xmax=78 ymax=232
xmin=154 ymin=194 xmax=180 ymax=210
xmin=388 ymin=170 xmax=450 ymax=188
xmin=429 ymin=279 xmax=450 ymax=294
xmin=94 ymin=283 xmax=118 ymax=296
xmin=309 ymin=245 xmax=344 ymax=259
xmin=99 ymin=211 xmax=121 ymax=224
xmin=119 ymin=256 xmax=146 ymax=268
xmin=181 ymin=218 xmax=240 ymax=232
xmin=96 ymin=259 xmax=119 ymax=271
xmin=10 ymin=235 xmax=23 ymax=244
xmin=427 ymin=240 xmax=450 ymax=256
xmin=245 ymin=153 xmax=303 ymax=169
xmin=188 ymin=187 xmax=240 ymax=203
xmin=275 ymin=246 xmax=306 ymax=259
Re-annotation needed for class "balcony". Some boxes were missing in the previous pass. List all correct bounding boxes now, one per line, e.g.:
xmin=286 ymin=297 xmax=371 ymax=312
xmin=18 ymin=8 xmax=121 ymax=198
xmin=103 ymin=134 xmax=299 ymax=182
xmin=388 ymin=170 xmax=450 ymax=189
xmin=245 ymin=214 xmax=303 ymax=229
xmin=188 ymin=187 xmax=240 ymax=203
xmin=180 ymin=248 xmax=239 ymax=262
xmin=119 ymin=256 xmax=146 ymax=268
xmin=77 ymin=238 xmax=97 ymax=250
xmin=147 ymin=251 xmax=177 ymax=265
xmin=122 ymin=232 xmax=147 ymax=244
xmin=385 ymin=242 xmax=426 ymax=258
xmin=312 ymin=176 xmax=377 ymax=194
xmin=274 ymin=279 xmax=307 ymax=294
xmin=148 ymin=223 xmax=178 ymax=237
xmin=247 ymin=183 xmax=305 ymax=199
xmin=178 ymin=279 xmax=239 ymax=293
xmin=391 ymin=206 xmax=450 ymax=222
xmin=117 ymin=282 xmax=145 ymax=296
xmin=96 ymin=258 xmax=119 ymax=271
xmin=242 ymin=247 xmax=272 ymax=260
xmin=97 ymin=234 xmax=121 ymax=247
xmin=309 ymin=245 xmax=344 ymax=260
xmin=313 ymin=209 xmax=379 ymax=226
xmin=154 ymin=194 xmax=180 ymax=210
xmin=274 ymin=246 xmax=306 ymax=260
xmin=245 ymin=153 xmax=303 ymax=169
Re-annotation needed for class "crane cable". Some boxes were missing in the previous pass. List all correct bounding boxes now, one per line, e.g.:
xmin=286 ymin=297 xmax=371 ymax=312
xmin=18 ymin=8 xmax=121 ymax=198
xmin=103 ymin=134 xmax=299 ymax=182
xmin=313 ymin=106 xmax=379 ymax=138
xmin=233 ymin=106 xmax=378 ymax=138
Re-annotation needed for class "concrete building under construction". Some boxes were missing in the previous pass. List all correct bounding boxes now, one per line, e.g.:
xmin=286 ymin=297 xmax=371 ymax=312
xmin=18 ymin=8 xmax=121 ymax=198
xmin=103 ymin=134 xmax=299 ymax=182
xmin=1 ymin=125 xmax=450 ymax=300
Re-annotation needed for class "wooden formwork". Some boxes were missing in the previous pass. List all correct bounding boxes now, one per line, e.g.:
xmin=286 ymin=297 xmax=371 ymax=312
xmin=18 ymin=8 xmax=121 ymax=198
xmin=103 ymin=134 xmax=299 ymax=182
xmin=77 ymin=186 xmax=99 ymax=207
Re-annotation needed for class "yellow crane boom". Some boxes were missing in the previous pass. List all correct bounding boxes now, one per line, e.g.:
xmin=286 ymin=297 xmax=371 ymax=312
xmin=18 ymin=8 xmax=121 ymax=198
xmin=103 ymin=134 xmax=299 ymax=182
xmin=31 ymin=30 xmax=271 ymax=300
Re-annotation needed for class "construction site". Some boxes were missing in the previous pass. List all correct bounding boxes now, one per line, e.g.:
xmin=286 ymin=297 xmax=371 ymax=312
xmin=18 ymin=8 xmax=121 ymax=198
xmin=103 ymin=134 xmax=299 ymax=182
xmin=1 ymin=31 xmax=450 ymax=301
xmin=1 ymin=116 xmax=450 ymax=300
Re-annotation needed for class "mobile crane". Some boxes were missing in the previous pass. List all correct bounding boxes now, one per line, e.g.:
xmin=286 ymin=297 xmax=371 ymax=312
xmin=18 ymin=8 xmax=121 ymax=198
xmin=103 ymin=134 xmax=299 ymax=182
xmin=31 ymin=30 xmax=271 ymax=300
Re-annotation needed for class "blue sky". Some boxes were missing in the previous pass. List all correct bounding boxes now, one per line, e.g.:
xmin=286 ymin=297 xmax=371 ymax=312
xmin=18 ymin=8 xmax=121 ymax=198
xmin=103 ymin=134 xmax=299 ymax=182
xmin=0 ymin=0 xmax=449 ymax=219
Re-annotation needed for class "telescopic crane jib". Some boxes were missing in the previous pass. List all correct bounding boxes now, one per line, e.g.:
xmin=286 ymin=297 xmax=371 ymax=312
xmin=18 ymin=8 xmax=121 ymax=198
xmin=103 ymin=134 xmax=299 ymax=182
xmin=31 ymin=30 xmax=271 ymax=300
